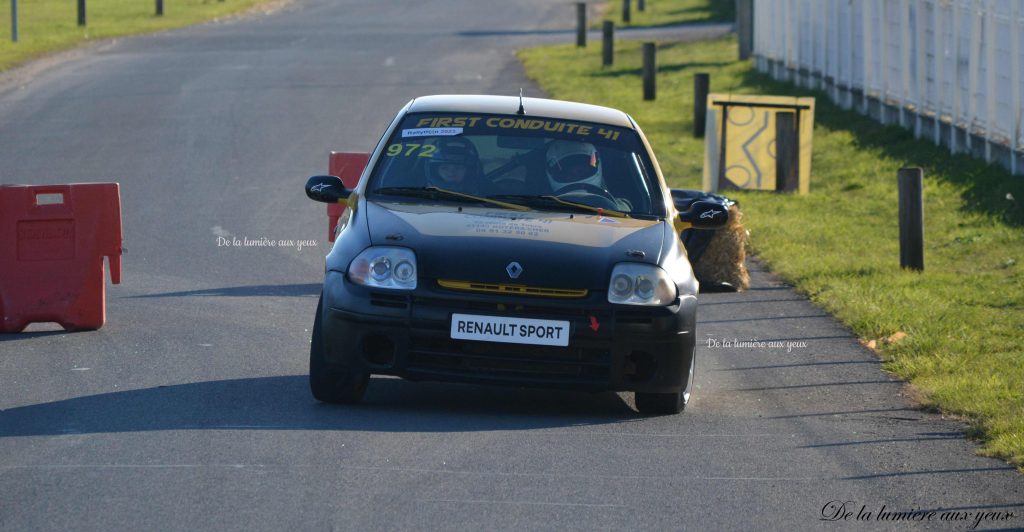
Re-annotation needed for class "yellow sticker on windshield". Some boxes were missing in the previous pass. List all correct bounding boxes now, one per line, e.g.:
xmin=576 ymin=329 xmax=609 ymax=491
xmin=402 ymin=127 xmax=463 ymax=138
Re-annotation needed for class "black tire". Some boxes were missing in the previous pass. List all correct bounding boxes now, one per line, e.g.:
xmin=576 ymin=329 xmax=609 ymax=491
xmin=309 ymin=294 xmax=369 ymax=404
xmin=634 ymin=342 xmax=695 ymax=415
xmin=635 ymin=390 xmax=685 ymax=415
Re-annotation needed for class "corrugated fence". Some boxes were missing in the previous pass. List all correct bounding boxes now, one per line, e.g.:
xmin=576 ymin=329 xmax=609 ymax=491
xmin=753 ymin=0 xmax=1024 ymax=175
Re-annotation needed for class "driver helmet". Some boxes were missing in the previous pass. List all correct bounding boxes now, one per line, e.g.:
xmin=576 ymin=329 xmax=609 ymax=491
xmin=545 ymin=140 xmax=603 ymax=193
xmin=427 ymin=137 xmax=480 ymax=188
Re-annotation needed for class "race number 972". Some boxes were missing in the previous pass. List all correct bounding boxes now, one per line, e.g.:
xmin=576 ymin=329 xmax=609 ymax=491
xmin=385 ymin=143 xmax=436 ymax=157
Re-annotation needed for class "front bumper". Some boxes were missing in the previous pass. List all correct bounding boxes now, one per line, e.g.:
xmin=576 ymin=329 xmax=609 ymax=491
xmin=321 ymin=271 xmax=696 ymax=393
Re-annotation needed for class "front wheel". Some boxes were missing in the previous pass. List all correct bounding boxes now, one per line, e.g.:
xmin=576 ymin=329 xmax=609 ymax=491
xmin=634 ymin=343 xmax=694 ymax=415
xmin=634 ymin=391 xmax=685 ymax=415
xmin=310 ymin=294 xmax=369 ymax=404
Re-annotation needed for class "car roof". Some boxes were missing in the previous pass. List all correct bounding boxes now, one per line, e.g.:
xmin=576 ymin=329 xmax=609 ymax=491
xmin=406 ymin=95 xmax=635 ymax=129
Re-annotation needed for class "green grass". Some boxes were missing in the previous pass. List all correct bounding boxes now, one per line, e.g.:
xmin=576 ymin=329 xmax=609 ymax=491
xmin=519 ymin=36 xmax=1024 ymax=467
xmin=0 ymin=0 xmax=272 ymax=72
xmin=596 ymin=0 xmax=735 ymax=28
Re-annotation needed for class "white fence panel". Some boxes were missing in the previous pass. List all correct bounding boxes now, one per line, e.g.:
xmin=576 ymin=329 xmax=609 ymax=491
xmin=752 ymin=0 xmax=1024 ymax=175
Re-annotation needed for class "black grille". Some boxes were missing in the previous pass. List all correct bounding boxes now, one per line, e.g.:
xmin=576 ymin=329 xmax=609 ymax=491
xmin=412 ymin=296 xmax=604 ymax=320
xmin=412 ymin=296 xmax=494 ymax=313
xmin=407 ymin=335 xmax=611 ymax=383
xmin=615 ymin=309 xmax=655 ymax=324
xmin=370 ymin=292 xmax=410 ymax=309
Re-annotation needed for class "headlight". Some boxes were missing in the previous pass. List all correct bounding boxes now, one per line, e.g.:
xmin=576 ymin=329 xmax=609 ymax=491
xmin=607 ymin=263 xmax=676 ymax=305
xmin=348 ymin=247 xmax=417 ymax=290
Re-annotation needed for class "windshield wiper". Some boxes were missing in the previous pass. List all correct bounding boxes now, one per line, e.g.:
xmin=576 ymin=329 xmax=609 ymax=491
xmin=487 ymin=194 xmax=629 ymax=218
xmin=374 ymin=186 xmax=529 ymax=211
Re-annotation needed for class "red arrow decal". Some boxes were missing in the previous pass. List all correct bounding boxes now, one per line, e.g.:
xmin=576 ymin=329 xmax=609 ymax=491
xmin=589 ymin=316 xmax=600 ymax=332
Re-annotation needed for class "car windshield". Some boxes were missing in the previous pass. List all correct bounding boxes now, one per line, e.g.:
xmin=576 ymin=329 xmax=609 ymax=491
xmin=367 ymin=112 xmax=665 ymax=218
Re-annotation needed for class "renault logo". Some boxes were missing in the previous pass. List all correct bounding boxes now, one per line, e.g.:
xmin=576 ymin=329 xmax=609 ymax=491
xmin=506 ymin=262 xmax=523 ymax=279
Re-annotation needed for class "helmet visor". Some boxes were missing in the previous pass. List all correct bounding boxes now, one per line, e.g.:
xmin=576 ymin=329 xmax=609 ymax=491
xmin=547 ymin=153 xmax=599 ymax=183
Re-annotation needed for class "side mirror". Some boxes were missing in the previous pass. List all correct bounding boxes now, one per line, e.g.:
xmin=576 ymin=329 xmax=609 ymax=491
xmin=304 ymin=175 xmax=351 ymax=203
xmin=679 ymin=200 xmax=729 ymax=229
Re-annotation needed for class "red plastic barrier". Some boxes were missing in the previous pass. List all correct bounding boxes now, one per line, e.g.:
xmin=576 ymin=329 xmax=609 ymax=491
xmin=0 ymin=183 xmax=123 ymax=332
xmin=326 ymin=152 xmax=369 ymax=243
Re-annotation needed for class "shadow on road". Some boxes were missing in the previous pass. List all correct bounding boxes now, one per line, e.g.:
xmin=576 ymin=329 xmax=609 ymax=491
xmin=764 ymin=407 xmax=921 ymax=419
xmin=701 ymin=313 xmax=831 ymax=324
xmin=0 ymin=330 xmax=72 ymax=342
xmin=589 ymin=61 xmax=732 ymax=78
xmin=800 ymin=434 xmax=965 ymax=448
xmin=457 ymin=29 xmax=571 ymax=37
xmin=732 ymin=379 xmax=902 ymax=392
xmin=715 ymin=359 xmax=879 ymax=371
xmin=126 ymin=283 xmax=321 ymax=299
xmin=699 ymin=297 xmax=806 ymax=306
xmin=841 ymin=467 xmax=1018 ymax=480
xmin=0 ymin=376 xmax=639 ymax=438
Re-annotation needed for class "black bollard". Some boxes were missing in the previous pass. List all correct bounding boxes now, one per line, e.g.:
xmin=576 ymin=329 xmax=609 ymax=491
xmin=576 ymin=3 xmax=586 ymax=47
xmin=602 ymin=21 xmax=614 ymax=66
xmin=693 ymin=73 xmax=710 ymax=137
xmin=642 ymin=42 xmax=656 ymax=100
xmin=898 ymin=168 xmax=925 ymax=270
xmin=775 ymin=112 xmax=799 ymax=192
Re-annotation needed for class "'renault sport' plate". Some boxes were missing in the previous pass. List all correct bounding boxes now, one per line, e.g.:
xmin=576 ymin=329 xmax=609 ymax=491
xmin=450 ymin=313 xmax=570 ymax=347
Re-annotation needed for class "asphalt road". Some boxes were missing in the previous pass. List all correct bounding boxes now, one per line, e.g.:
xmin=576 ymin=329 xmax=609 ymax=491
xmin=1 ymin=1 xmax=1021 ymax=530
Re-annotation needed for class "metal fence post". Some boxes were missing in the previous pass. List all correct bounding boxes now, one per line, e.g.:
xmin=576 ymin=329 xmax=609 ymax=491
xmin=933 ymin=0 xmax=945 ymax=146
xmin=156 ymin=0 xmax=163 ymax=16
xmin=914 ymin=0 xmax=926 ymax=139
xmin=951 ymin=2 xmax=962 ymax=153
xmin=622 ymin=0 xmax=631 ymax=24
xmin=775 ymin=112 xmax=799 ymax=192
xmin=576 ymin=2 xmax=586 ymax=47
xmin=642 ymin=42 xmax=655 ymax=100
xmin=966 ymin=8 xmax=981 ymax=155
xmin=984 ymin=2 xmax=996 ymax=163
xmin=638 ymin=0 xmax=645 ymax=12
xmin=693 ymin=73 xmax=710 ymax=137
xmin=602 ymin=21 xmax=614 ymax=67
xmin=1013 ymin=1 xmax=1022 ymax=175
xmin=862 ymin=0 xmax=873 ymax=115
xmin=878 ymin=0 xmax=890 ymax=124
xmin=898 ymin=0 xmax=911 ymax=128
xmin=898 ymin=168 xmax=924 ymax=271
xmin=77 ymin=0 xmax=86 ymax=26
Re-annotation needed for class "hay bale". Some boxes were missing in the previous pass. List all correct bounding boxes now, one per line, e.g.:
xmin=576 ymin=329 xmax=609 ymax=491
xmin=692 ymin=204 xmax=750 ymax=291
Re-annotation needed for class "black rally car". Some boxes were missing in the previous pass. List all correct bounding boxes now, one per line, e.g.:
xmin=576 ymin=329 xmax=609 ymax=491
xmin=303 ymin=95 xmax=727 ymax=414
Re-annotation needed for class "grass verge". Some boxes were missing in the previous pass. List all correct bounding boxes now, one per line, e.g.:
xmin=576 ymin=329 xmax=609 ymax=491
xmin=519 ymin=36 xmax=1024 ymax=467
xmin=0 ymin=0 xmax=275 ymax=73
xmin=595 ymin=0 xmax=735 ymax=28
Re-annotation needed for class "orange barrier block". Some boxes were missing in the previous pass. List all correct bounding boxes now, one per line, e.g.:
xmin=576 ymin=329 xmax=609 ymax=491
xmin=326 ymin=152 xmax=369 ymax=243
xmin=0 ymin=184 xmax=123 ymax=332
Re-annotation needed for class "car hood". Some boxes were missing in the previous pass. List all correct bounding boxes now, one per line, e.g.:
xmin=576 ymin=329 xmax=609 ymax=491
xmin=365 ymin=201 xmax=665 ymax=289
